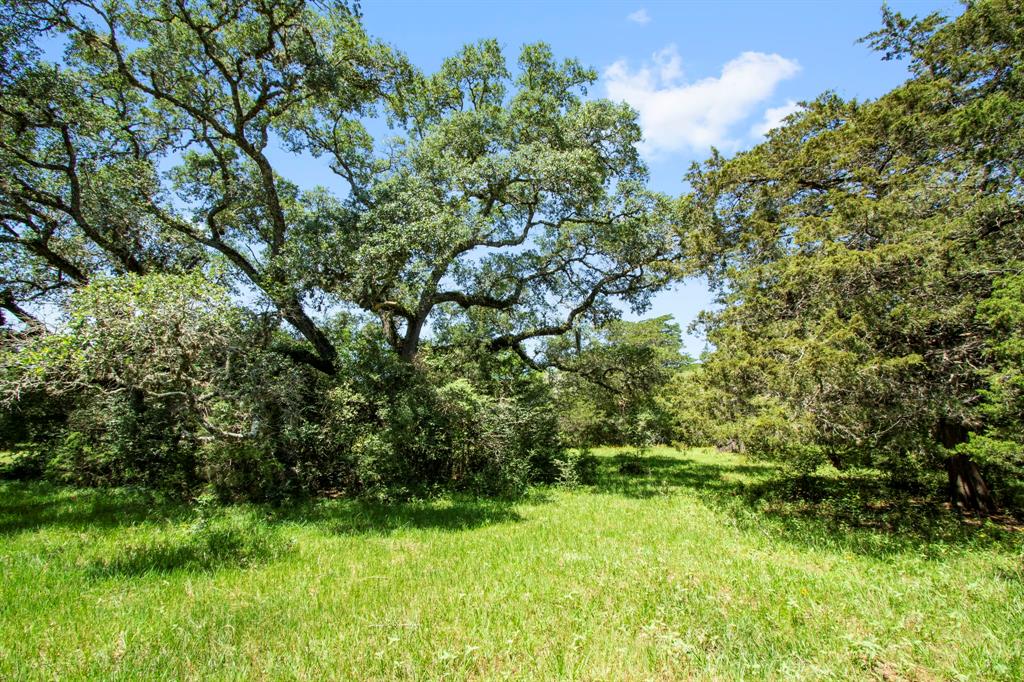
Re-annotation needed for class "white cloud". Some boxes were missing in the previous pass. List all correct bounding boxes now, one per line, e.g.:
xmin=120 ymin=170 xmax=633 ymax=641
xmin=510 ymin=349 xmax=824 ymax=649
xmin=652 ymin=45 xmax=683 ymax=84
xmin=604 ymin=46 xmax=800 ymax=156
xmin=750 ymin=100 xmax=802 ymax=137
xmin=627 ymin=8 xmax=651 ymax=25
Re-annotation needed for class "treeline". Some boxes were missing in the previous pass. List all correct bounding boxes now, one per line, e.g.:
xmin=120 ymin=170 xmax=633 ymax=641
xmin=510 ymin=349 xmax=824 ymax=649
xmin=1 ymin=0 xmax=1021 ymax=513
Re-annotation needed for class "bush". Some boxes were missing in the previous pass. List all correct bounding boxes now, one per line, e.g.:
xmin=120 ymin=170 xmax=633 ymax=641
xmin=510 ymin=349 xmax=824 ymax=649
xmin=1 ymin=274 xmax=573 ymax=502
xmin=331 ymin=368 xmax=561 ymax=500
xmin=530 ymin=448 xmax=600 ymax=486
xmin=200 ymin=441 xmax=286 ymax=503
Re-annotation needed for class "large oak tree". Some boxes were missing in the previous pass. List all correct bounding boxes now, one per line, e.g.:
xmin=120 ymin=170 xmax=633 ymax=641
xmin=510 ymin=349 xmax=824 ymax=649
xmin=1 ymin=0 xmax=680 ymax=373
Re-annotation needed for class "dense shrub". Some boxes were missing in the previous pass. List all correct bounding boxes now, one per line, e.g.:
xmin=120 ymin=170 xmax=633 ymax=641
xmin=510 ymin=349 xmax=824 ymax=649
xmin=320 ymin=338 xmax=567 ymax=500
xmin=1 ymin=274 xmax=572 ymax=501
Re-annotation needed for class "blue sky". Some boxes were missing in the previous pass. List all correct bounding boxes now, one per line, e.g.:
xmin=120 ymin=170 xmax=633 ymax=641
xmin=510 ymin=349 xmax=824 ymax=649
xmin=351 ymin=0 xmax=961 ymax=357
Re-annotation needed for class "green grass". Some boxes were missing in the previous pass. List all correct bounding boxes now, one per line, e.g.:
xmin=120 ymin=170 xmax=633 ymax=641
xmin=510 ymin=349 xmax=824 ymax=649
xmin=1 ymin=447 xmax=1021 ymax=680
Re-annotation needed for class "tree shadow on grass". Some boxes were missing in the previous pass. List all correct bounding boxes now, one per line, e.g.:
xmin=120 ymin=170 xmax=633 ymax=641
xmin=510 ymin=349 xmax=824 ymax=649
xmin=592 ymin=452 xmax=773 ymax=501
xmin=0 ymin=481 xmax=188 ymax=537
xmin=272 ymin=494 xmax=527 ymax=537
xmin=2 ymin=483 xmax=529 ymax=575
xmin=81 ymin=496 xmax=526 ymax=577
xmin=591 ymin=450 xmax=1021 ymax=557
xmin=86 ymin=514 xmax=293 ymax=578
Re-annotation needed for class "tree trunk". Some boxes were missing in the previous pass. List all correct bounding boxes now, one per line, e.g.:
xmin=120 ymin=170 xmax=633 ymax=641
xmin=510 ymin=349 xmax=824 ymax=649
xmin=399 ymin=316 xmax=425 ymax=363
xmin=946 ymin=453 xmax=996 ymax=515
xmin=826 ymin=449 xmax=845 ymax=470
xmin=936 ymin=418 xmax=995 ymax=515
xmin=716 ymin=438 xmax=744 ymax=454
xmin=280 ymin=303 xmax=337 ymax=375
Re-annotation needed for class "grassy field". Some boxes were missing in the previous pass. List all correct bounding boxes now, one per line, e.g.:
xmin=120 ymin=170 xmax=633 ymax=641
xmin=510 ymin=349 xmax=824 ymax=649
xmin=1 ymin=447 xmax=1021 ymax=680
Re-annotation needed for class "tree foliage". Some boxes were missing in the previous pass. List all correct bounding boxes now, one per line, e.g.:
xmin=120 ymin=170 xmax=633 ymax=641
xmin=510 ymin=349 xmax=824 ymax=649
xmin=0 ymin=0 xmax=677 ymax=498
xmin=549 ymin=316 xmax=690 ymax=448
xmin=1 ymin=0 xmax=679 ymax=372
xmin=685 ymin=0 xmax=1023 ymax=511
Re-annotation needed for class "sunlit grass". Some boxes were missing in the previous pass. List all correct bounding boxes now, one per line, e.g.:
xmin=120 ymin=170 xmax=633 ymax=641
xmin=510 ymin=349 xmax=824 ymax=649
xmin=1 ymin=447 xmax=1021 ymax=680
